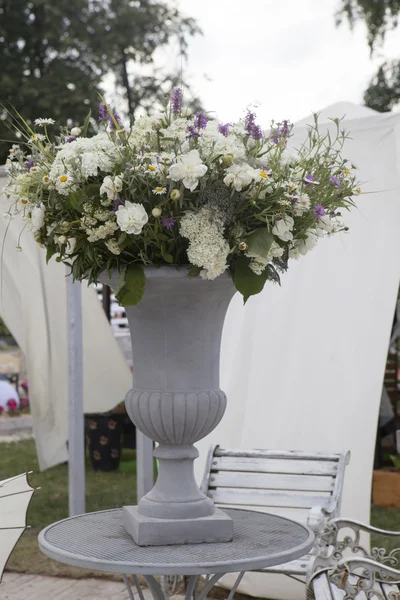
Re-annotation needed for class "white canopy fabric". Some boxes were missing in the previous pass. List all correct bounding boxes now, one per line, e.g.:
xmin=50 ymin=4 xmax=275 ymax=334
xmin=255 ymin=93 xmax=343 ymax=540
xmin=193 ymin=103 xmax=400 ymax=599
xmin=0 ymin=169 xmax=131 ymax=470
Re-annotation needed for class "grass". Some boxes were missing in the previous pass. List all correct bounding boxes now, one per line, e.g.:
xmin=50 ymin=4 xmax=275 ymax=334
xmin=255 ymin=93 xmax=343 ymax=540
xmin=1 ymin=438 xmax=137 ymax=579
xmin=2 ymin=438 xmax=400 ymax=583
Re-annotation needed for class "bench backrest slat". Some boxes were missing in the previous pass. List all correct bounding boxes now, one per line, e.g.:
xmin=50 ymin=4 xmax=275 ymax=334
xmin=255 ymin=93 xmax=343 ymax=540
xmin=202 ymin=446 xmax=350 ymax=521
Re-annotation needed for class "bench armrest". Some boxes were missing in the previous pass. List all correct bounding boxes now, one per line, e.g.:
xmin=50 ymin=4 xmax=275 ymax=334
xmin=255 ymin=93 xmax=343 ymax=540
xmin=308 ymin=556 xmax=400 ymax=599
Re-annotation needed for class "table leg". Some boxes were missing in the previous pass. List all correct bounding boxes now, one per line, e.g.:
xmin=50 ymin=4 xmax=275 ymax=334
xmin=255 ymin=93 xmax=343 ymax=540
xmin=122 ymin=574 xmax=135 ymax=600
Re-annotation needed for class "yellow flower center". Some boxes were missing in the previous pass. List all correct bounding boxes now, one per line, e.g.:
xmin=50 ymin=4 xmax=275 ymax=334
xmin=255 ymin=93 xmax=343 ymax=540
xmin=344 ymin=169 xmax=351 ymax=175
xmin=156 ymin=187 xmax=164 ymax=193
xmin=21 ymin=199 xmax=28 ymax=205
xmin=259 ymin=171 xmax=268 ymax=178
xmin=43 ymin=177 xmax=49 ymax=182
xmin=148 ymin=165 xmax=156 ymax=172
xmin=59 ymin=175 xmax=68 ymax=182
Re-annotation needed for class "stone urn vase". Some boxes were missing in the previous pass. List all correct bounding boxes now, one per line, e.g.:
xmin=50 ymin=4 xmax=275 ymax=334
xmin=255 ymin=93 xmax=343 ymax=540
xmin=100 ymin=266 xmax=235 ymax=546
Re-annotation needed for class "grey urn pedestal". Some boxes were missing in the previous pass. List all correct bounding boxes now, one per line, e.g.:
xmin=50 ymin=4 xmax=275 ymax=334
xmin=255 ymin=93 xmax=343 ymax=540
xmin=99 ymin=266 xmax=235 ymax=546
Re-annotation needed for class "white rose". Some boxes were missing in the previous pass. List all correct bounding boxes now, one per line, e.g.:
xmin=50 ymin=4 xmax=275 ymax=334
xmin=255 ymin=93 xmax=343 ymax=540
xmin=30 ymin=204 xmax=45 ymax=233
xmin=168 ymin=149 xmax=208 ymax=191
xmin=116 ymin=201 xmax=148 ymax=235
xmin=223 ymin=164 xmax=257 ymax=191
xmin=272 ymin=216 xmax=294 ymax=242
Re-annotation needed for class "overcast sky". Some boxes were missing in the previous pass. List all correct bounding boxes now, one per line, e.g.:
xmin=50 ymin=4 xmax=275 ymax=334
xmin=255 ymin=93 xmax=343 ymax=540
xmin=155 ymin=0 xmax=399 ymax=124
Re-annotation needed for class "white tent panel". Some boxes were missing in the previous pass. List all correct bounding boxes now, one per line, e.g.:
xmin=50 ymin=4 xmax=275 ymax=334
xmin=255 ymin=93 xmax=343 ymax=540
xmin=194 ymin=104 xmax=400 ymax=599
xmin=0 ymin=172 xmax=131 ymax=470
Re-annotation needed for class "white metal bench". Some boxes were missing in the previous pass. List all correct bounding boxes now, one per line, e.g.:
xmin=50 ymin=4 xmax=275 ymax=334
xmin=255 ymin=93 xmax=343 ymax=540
xmin=307 ymin=519 xmax=400 ymax=599
xmin=200 ymin=446 xmax=350 ymax=581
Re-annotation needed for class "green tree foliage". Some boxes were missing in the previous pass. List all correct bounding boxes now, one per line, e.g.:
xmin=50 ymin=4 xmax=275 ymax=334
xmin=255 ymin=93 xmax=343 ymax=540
xmin=336 ymin=0 xmax=400 ymax=51
xmin=0 ymin=0 xmax=200 ymax=163
xmin=336 ymin=1 xmax=400 ymax=112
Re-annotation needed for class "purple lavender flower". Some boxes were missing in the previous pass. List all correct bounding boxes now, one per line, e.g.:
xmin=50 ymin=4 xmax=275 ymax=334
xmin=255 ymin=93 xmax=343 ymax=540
xmin=193 ymin=112 xmax=208 ymax=129
xmin=161 ymin=216 xmax=177 ymax=229
xmin=65 ymin=136 xmax=76 ymax=143
xmin=314 ymin=204 xmax=325 ymax=219
xmin=113 ymin=198 xmax=126 ymax=212
xmin=272 ymin=120 xmax=291 ymax=143
xmin=244 ymin=111 xmax=263 ymax=140
xmin=25 ymin=157 xmax=34 ymax=170
xmin=109 ymin=112 xmax=122 ymax=131
xmin=187 ymin=125 xmax=201 ymax=139
xmin=218 ymin=123 xmax=231 ymax=137
xmin=98 ymin=102 xmax=108 ymax=122
xmin=170 ymin=88 xmax=183 ymax=115
xmin=244 ymin=111 xmax=256 ymax=134
xmin=330 ymin=175 xmax=341 ymax=188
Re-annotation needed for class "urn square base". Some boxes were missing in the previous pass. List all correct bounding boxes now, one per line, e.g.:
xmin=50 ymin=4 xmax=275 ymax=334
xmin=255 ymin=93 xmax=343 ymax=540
xmin=122 ymin=505 xmax=234 ymax=546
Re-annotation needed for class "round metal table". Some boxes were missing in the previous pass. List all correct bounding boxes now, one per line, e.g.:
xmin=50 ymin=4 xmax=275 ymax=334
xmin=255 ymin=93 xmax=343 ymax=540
xmin=38 ymin=508 xmax=314 ymax=600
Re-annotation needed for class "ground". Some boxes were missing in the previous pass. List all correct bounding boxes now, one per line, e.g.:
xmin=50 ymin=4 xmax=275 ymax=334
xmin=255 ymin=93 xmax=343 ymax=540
xmin=1 ymin=438 xmax=400 ymax=579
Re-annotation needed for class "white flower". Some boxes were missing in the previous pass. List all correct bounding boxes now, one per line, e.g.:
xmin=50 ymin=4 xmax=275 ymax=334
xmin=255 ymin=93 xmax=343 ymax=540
xmin=223 ymin=164 xmax=258 ymax=191
xmin=58 ymin=235 xmax=67 ymax=245
xmin=30 ymin=204 xmax=45 ymax=232
xmin=292 ymin=193 xmax=311 ymax=216
xmin=152 ymin=207 xmax=162 ymax=217
xmin=70 ymin=127 xmax=82 ymax=137
xmin=116 ymin=201 xmax=148 ymax=235
xmin=169 ymin=150 xmax=208 ymax=191
xmin=100 ymin=175 xmax=123 ymax=201
xmin=65 ymin=238 xmax=77 ymax=254
xmin=200 ymin=251 xmax=229 ymax=280
xmin=29 ymin=133 xmax=46 ymax=142
xmin=292 ymin=232 xmax=318 ymax=257
xmin=272 ymin=216 xmax=294 ymax=242
xmin=34 ymin=118 xmax=55 ymax=127
xmin=152 ymin=187 xmax=166 ymax=195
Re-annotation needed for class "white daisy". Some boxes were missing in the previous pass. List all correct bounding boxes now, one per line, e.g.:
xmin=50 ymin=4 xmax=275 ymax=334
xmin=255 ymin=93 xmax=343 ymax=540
xmin=152 ymin=187 xmax=167 ymax=195
xmin=34 ymin=118 xmax=55 ymax=127
xmin=29 ymin=133 xmax=46 ymax=143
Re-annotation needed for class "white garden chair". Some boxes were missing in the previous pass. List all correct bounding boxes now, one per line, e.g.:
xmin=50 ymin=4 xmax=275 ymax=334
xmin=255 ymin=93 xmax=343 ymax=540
xmin=200 ymin=446 xmax=350 ymax=584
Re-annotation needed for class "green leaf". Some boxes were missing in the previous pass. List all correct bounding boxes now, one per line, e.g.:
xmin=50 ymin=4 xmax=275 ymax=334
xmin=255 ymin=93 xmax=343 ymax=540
xmin=82 ymin=109 xmax=92 ymax=137
xmin=247 ymin=228 xmax=274 ymax=259
xmin=115 ymin=264 xmax=145 ymax=306
xmin=188 ymin=265 xmax=201 ymax=278
xmin=161 ymin=252 xmax=174 ymax=263
xmin=46 ymin=245 xmax=57 ymax=263
xmin=232 ymin=257 xmax=269 ymax=304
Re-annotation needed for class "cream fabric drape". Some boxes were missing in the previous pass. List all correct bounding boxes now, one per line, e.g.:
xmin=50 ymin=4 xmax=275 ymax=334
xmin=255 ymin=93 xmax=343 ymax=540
xmin=194 ymin=103 xmax=400 ymax=599
xmin=0 ymin=169 xmax=131 ymax=470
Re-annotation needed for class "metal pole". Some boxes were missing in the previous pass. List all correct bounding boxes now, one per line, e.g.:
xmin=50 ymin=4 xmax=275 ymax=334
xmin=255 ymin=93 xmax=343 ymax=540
xmin=136 ymin=432 xmax=154 ymax=501
xmin=67 ymin=275 xmax=85 ymax=516
xmin=102 ymin=284 xmax=111 ymax=322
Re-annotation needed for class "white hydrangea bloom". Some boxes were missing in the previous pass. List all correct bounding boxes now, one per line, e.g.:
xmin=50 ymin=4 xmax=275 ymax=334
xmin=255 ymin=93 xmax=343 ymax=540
xmin=50 ymin=133 xmax=118 ymax=184
xmin=160 ymin=117 xmax=189 ymax=142
xmin=180 ymin=206 xmax=230 ymax=280
xmin=169 ymin=150 xmax=208 ymax=191
xmin=116 ymin=201 xmax=148 ymax=235
xmin=129 ymin=114 xmax=162 ymax=148
xmin=272 ymin=215 xmax=294 ymax=242
xmin=198 ymin=121 xmax=246 ymax=162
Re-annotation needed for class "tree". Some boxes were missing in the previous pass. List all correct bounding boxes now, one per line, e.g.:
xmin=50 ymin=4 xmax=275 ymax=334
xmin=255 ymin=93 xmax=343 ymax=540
xmin=0 ymin=0 xmax=200 ymax=163
xmin=336 ymin=0 xmax=400 ymax=112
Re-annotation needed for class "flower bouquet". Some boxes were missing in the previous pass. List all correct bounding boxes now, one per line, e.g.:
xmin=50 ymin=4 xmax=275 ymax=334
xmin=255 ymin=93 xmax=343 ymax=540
xmin=4 ymin=90 xmax=359 ymax=305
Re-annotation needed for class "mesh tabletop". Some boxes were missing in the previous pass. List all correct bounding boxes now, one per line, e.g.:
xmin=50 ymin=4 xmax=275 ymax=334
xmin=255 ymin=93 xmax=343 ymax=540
xmin=39 ymin=508 xmax=314 ymax=575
